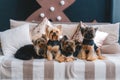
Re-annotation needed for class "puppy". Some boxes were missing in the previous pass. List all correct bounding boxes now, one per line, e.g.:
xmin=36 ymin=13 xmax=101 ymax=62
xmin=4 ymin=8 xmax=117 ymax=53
xmin=78 ymin=26 xmax=105 ymax=61
xmin=32 ymin=34 xmax=47 ymax=57
xmin=46 ymin=25 xmax=62 ymax=61
xmin=74 ymin=40 xmax=82 ymax=57
xmin=14 ymin=34 xmax=47 ymax=60
xmin=58 ymin=35 xmax=76 ymax=62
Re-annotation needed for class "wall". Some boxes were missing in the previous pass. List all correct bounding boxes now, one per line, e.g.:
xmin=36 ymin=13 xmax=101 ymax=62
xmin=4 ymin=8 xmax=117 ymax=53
xmin=0 ymin=0 xmax=39 ymax=31
xmin=0 ymin=0 xmax=111 ymax=31
xmin=111 ymin=0 xmax=120 ymax=23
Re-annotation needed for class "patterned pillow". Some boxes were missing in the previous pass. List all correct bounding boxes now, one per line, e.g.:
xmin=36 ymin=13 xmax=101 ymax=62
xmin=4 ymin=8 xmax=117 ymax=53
xmin=31 ymin=17 xmax=54 ymax=41
xmin=71 ymin=23 xmax=83 ymax=43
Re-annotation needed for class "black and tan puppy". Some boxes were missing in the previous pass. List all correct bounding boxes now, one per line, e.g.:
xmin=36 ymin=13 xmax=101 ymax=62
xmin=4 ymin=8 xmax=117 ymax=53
xmin=58 ymin=35 xmax=76 ymax=62
xmin=14 ymin=34 xmax=47 ymax=60
xmin=46 ymin=25 xmax=62 ymax=61
xmin=74 ymin=40 xmax=82 ymax=57
xmin=77 ymin=26 xmax=105 ymax=61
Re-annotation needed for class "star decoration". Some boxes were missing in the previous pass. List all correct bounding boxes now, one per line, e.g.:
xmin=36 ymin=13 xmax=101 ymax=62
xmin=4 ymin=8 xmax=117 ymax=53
xmin=26 ymin=0 xmax=75 ymax=22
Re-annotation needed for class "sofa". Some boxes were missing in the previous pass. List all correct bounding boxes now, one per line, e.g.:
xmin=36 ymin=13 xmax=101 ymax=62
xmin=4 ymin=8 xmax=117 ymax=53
xmin=0 ymin=18 xmax=120 ymax=80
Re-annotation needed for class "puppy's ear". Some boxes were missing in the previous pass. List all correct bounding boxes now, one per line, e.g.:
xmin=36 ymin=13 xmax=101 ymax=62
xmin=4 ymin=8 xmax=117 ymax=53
xmin=56 ymin=25 xmax=62 ymax=31
xmin=80 ymin=27 xmax=85 ymax=35
xmin=94 ymin=27 xmax=98 ymax=32
xmin=32 ymin=40 xmax=37 ymax=45
xmin=74 ymin=39 xmax=81 ymax=45
xmin=42 ymin=34 xmax=47 ymax=40
xmin=60 ymin=35 xmax=68 ymax=44
xmin=63 ymin=35 xmax=68 ymax=40
xmin=74 ymin=39 xmax=79 ymax=45
xmin=46 ymin=25 xmax=49 ymax=36
xmin=80 ymin=21 xmax=87 ymax=27
xmin=79 ymin=21 xmax=86 ymax=35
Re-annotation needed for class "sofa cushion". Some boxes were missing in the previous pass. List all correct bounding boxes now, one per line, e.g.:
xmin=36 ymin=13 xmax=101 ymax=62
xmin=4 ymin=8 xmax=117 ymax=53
xmin=10 ymin=19 xmax=38 ymax=29
xmin=92 ymin=23 xmax=119 ymax=45
xmin=54 ymin=23 xmax=78 ymax=39
xmin=1 ymin=54 xmax=120 ymax=80
xmin=0 ymin=24 xmax=32 ymax=56
xmin=101 ymin=43 xmax=120 ymax=54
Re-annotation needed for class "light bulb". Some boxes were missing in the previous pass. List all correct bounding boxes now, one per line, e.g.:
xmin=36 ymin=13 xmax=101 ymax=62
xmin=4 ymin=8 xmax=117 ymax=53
xmin=57 ymin=16 xmax=62 ymax=21
xmin=50 ymin=7 xmax=55 ymax=12
xmin=40 ymin=13 xmax=45 ymax=18
xmin=60 ymin=0 xmax=65 ymax=6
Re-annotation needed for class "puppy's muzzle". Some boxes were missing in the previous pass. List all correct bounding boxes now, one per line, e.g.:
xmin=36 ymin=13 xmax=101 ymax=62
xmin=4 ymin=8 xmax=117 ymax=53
xmin=85 ymin=33 xmax=93 ymax=39
xmin=66 ymin=46 xmax=73 ymax=51
xmin=53 ymin=32 xmax=56 ymax=36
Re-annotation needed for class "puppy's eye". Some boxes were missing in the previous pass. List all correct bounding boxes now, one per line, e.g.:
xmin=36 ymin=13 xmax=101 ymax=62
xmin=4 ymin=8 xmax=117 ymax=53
xmin=38 ymin=41 xmax=40 ymax=43
xmin=56 ymin=31 xmax=58 ymax=33
xmin=50 ymin=31 xmax=53 ymax=33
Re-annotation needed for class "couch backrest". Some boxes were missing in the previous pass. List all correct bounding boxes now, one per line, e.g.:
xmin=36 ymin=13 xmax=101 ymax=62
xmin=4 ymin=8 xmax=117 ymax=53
xmin=54 ymin=22 xmax=120 ymax=44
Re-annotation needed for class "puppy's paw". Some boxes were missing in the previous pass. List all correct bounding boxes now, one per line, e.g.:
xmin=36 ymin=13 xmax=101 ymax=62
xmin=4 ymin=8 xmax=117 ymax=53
xmin=87 ymin=57 xmax=97 ymax=61
xmin=77 ymin=54 xmax=86 ymax=60
xmin=65 ymin=57 xmax=74 ymax=62
xmin=47 ymin=57 xmax=53 ymax=61
xmin=56 ymin=56 xmax=65 ymax=63
xmin=81 ymin=57 xmax=86 ymax=60
xmin=47 ymin=52 xmax=53 ymax=61
xmin=98 ymin=56 xmax=106 ymax=60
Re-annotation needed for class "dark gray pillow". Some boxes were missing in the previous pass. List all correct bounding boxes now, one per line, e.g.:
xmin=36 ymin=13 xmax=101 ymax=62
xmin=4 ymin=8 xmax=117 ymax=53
xmin=0 ymin=48 xmax=3 ymax=55
xmin=119 ymin=24 xmax=120 ymax=44
xmin=119 ymin=37 xmax=120 ymax=44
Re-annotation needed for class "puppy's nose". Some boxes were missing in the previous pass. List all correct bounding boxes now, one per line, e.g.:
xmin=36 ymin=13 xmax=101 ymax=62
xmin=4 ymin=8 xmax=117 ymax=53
xmin=53 ymin=32 xmax=56 ymax=35
xmin=67 ymin=45 xmax=71 ymax=48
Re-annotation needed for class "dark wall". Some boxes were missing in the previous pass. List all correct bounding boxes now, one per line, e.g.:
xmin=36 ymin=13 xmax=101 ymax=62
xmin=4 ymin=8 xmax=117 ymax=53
xmin=111 ymin=0 xmax=120 ymax=23
xmin=0 ymin=0 xmax=111 ymax=31
xmin=65 ymin=0 xmax=111 ymax=22
xmin=0 ymin=0 xmax=39 ymax=31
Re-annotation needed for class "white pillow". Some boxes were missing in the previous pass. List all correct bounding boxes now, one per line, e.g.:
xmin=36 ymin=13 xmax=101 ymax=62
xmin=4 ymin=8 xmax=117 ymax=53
xmin=0 ymin=24 xmax=32 ymax=56
xmin=94 ymin=30 xmax=108 ymax=47
xmin=101 ymin=43 xmax=120 ymax=54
